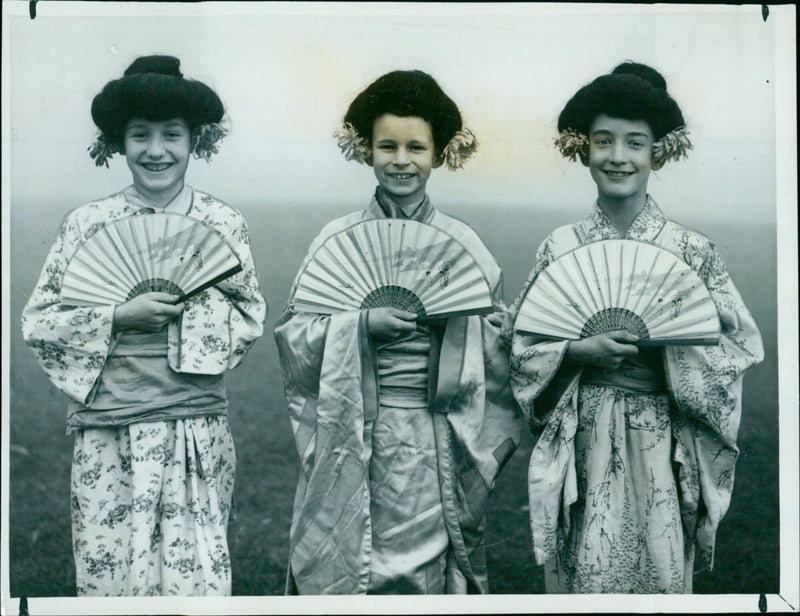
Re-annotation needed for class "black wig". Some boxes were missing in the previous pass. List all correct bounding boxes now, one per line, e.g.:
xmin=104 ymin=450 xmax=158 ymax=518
xmin=91 ymin=55 xmax=224 ymax=149
xmin=558 ymin=62 xmax=685 ymax=142
xmin=343 ymin=70 xmax=463 ymax=154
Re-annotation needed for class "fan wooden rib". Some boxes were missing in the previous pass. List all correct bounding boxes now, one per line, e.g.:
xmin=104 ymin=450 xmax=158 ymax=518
xmin=514 ymin=239 xmax=721 ymax=346
xmin=291 ymin=219 xmax=494 ymax=318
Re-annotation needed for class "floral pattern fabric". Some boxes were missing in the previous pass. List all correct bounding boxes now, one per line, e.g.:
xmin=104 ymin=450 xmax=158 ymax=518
xmin=509 ymin=198 xmax=763 ymax=593
xmin=21 ymin=185 xmax=266 ymax=596
xmin=21 ymin=185 xmax=267 ymax=407
xmin=71 ymin=417 xmax=236 ymax=596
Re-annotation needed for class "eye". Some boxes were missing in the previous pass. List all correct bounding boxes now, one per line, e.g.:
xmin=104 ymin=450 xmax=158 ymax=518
xmin=409 ymin=144 xmax=427 ymax=152
xmin=166 ymin=131 xmax=184 ymax=140
xmin=628 ymin=140 xmax=645 ymax=149
xmin=127 ymin=131 xmax=148 ymax=140
xmin=594 ymin=137 xmax=611 ymax=147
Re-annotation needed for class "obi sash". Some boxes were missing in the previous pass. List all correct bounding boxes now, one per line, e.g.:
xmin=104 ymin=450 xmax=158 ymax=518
xmin=66 ymin=330 xmax=227 ymax=433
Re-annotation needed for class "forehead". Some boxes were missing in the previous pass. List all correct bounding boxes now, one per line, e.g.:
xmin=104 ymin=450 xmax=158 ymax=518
xmin=590 ymin=114 xmax=653 ymax=137
xmin=125 ymin=117 xmax=190 ymax=131
xmin=372 ymin=113 xmax=434 ymax=141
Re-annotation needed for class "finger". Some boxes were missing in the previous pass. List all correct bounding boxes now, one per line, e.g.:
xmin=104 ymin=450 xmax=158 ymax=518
xmin=485 ymin=313 xmax=503 ymax=327
xmin=611 ymin=343 xmax=639 ymax=357
xmin=388 ymin=308 xmax=419 ymax=321
xmin=606 ymin=329 xmax=639 ymax=343
xmin=145 ymin=292 xmax=181 ymax=303
xmin=391 ymin=318 xmax=418 ymax=332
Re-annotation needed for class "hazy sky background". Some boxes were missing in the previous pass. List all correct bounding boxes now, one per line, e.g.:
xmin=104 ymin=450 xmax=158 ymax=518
xmin=5 ymin=2 xmax=778 ymax=224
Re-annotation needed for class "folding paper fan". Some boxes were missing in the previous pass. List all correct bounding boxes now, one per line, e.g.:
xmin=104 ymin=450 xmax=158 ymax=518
xmin=60 ymin=212 xmax=243 ymax=306
xmin=290 ymin=219 xmax=495 ymax=318
xmin=514 ymin=239 xmax=721 ymax=346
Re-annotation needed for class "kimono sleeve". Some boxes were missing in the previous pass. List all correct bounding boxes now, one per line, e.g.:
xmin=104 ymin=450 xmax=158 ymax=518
xmin=665 ymin=233 xmax=764 ymax=571
xmin=169 ymin=211 xmax=266 ymax=373
xmin=20 ymin=211 xmax=116 ymax=404
xmin=508 ymin=233 xmax=578 ymax=433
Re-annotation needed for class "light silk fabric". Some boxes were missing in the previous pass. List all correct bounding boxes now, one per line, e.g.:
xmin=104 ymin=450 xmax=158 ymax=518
xmin=275 ymin=190 xmax=522 ymax=594
xmin=509 ymin=198 xmax=764 ymax=593
xmin=21 ymin=185 xmax=266 ymax=596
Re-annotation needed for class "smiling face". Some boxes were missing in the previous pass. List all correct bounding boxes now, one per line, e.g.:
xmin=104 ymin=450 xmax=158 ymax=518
xmin=588 ymin=114 xmax=654 ymax=211
xmin=371 ymin=114 xmax=440 ymax=207
xmin=123 ymin=118 xmax=191 ymax=206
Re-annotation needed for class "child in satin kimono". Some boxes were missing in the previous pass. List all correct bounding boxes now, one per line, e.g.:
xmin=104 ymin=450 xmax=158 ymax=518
xmin=21 ymin=55 xmax=266 ymax=596
xmin=508 ymin=62 xmax=763 ymax=593
xmin=275 ymin=70 xmax=521 ymax=594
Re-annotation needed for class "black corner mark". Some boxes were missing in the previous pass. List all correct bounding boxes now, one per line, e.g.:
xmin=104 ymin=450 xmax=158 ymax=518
xmin=19 ymin=596 xmax=29 ymax=616
xmin=29 ymin=1 xmax=37 ymax=19
xmin=762 ymin=5 xmax=769 ymax=22
xmin=758 ymin=593 xmax=767 ymax=613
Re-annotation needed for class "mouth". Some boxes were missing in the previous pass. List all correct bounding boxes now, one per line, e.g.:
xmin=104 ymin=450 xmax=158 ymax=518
xmin=603 ymin=170 xmax=634 ymax=179
xmin=386 ymin=173 xmax=416 ymax=181
xmin=141 ymin=162 xmax=173 ymax=173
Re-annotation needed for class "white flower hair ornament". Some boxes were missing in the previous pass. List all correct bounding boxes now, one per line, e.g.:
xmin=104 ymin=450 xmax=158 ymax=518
xmin=651 ymin=126 xmax=692 ymax=170
xmin=554 ymin=129 xmax=590 ymax=162
xmin=191 ymin=122 xmax=229 ymax=163
xmin=89 ymin=122 xmax=228 ymax=168
xmin=88 ymin=132 xmax=120 ymax=168
xmin=334 ymin=122 xmax=372 ymax=164
xmin=440 ymin=128 xmax=478 ymax=171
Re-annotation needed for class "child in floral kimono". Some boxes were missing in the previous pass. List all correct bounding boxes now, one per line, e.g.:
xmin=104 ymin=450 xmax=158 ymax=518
xmin=508 ymin=62 xmax=763 ymax=593
xmin=274 ymin=70 xmax=521 ymax=594
xmin=21 ymin=55 xmax=266 ymax=596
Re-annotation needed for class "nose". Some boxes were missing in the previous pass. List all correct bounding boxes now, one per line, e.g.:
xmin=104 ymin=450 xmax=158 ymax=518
xmin=394 ymin=147 xmax=410 ymax=166
xmin=608 ymin=141 xmax=626 ymax=165
xmin=145 ymin=136 xmax=166 ymax=159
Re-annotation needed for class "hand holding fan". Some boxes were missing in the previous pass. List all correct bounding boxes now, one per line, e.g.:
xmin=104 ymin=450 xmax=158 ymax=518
xmin=514 ymin=239 xmax=720 ymax=346
xmin=290 ymin=219 xmax=494 ymax=319
xmin=60 ymin=212 xmax=242 ymax=307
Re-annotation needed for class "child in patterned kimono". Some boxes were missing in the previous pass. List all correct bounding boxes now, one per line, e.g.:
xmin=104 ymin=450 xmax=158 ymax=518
xmin=21 ymin=55 xmax=266 ymax=596
xmin=274 ymin=70 xmax=522 ymax=594
xmin=508 ymin=62 xmax=764 ymax=593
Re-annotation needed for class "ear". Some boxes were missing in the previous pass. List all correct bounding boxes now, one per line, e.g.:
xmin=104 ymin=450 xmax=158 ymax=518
xmin=433 ymin=152 xmax=445 ymax=169
xmin=578 ymin=152 xmax=589 ymax=167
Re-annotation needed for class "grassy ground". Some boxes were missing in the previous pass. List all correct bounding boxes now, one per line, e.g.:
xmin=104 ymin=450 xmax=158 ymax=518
xmin=8 ymin=205 xmax=780 ymax=597
xmin=8 ymin=335 xmax=779 ymax=597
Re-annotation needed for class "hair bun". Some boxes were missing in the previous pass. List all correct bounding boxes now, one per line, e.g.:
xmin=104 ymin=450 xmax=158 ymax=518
xmin=611 ymin=62 xmax=667 ymax=91
xmin=123 ymin=55 xmax=183 ymax=79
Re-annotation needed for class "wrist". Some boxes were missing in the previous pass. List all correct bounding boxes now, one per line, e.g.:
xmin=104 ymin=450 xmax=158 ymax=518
xmin=112 ymin=303 xmax=129 ymax=334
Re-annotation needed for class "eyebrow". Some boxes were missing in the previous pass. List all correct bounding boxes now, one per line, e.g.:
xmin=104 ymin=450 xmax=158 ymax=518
xmin=126 ymin=121 xmax=186 ymax=130
xmin=591 ymin=129 xmax=650 ymax=138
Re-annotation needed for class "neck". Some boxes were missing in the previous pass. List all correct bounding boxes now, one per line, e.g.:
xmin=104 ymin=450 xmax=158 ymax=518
xmin=133 ymin=180 xmax=185 ymax=208
xmin=377 ymin=187 xmax=425 ymax=213
xmin=597 ymin=192 xmax=648 ymax=236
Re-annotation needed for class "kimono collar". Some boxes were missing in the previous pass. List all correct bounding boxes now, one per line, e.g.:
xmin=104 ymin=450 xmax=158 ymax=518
xmin=580 ymin=195 xmax=667 ymax=243
xmin=367 ymin=187 xmax=435 ymax=223
xmin=122 ymin=184 xmax=194 ymax=215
